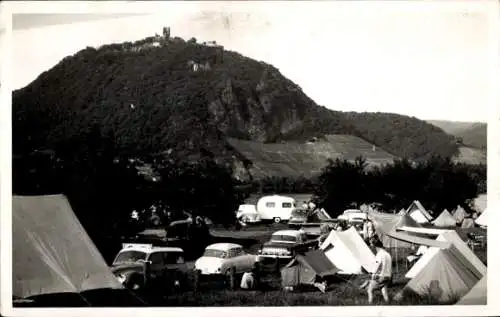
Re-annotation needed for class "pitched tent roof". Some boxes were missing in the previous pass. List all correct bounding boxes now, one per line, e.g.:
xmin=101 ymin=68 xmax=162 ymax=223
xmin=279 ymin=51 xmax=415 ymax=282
xmin=405 ymin=230 xmax=486 ymax=279
xmin=456 ymin=274 xmax=487 ymax=305
xmin=13 ymin=195 xmax=124 ymax=299
xmin=320 ymin=227 xmax=377 ymax=274
xmin=367 ymin=210 xmax=421 ymax=248
xmin=437 ymin=231 xmax=487 ymax=276
xmin=475 ymin=208 xmax=488 ymax=227
xmin=405 ymin=200 xmax=433 ymax=224
xmin=452 ymin=205 xmax=469 ymax=224
xmin=396 ymin=214 xmax=423 ymax=229
xmin=404 ymin=245 xmax=484 ymax=303
xmin=281 ymin=250 xmax=339 ymax=287
xmin=462 ymin=218 xmax=476 ymax=229
xmin=432 ymin=209 xmax=457 ymax=227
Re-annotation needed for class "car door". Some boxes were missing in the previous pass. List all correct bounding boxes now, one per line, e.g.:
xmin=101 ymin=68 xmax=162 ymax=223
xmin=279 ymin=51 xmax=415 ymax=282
xmin=238 ymin=248 xmax=255 ymax=271
xmin=148 ymin=252 xmax=166 ymax=285
xmin=163 ymin=252 xmax=186 ymax=286
xmin=226 ymin=247 xmax=241 ymax=273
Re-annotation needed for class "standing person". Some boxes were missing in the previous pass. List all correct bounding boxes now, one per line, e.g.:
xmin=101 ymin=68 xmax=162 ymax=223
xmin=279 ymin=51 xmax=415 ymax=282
xmin=362 ymin=220 xmax=374 ymax=243
xmin=367 ymin=237 xmax=392 ymax=304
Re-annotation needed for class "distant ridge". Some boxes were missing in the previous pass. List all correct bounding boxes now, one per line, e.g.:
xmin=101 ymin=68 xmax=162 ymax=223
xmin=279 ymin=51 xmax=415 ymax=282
xmin=427 ymin=120 xmax=487 ymax=150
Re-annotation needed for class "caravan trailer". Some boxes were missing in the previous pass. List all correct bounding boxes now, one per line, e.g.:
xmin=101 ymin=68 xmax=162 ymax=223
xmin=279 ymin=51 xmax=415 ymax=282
xmin=256 ymin=195 xmax=297 ymax=223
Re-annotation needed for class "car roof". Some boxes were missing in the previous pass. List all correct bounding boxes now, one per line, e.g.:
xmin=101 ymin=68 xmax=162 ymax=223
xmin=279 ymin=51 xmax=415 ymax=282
xmin=120 ymin=244 xmax=184 ymax=253
xmin=272 ymin=230 xmax=301 ymax=236
xmin=206 ymin=243 xmax=242 ymax=251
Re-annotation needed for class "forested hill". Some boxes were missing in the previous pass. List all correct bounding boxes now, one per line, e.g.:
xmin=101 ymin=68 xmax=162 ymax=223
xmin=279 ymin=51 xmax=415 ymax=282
xmin=427 ymin=120 xmax=487 ymax=150
xmin=12 ymin=31 xmax=459 ymax=162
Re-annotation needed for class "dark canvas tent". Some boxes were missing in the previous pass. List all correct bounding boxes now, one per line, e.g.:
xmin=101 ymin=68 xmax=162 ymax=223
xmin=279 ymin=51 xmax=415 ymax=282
xmin=456 ymin=274 xmax=487 ymax=305
xmin=281 ymin=250 xmax=339 ymax=288
xmin=13 ymin=195 xmax=128 ymax=303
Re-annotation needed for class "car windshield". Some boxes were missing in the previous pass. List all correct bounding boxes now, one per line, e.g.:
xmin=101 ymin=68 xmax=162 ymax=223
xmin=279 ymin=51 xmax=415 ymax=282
xmin=113 ymin=250 xmax=147 ymax=264
xmin=271 ymin=234 xmax=297 ymax=242
xmin=203 ymin=249 xmax=228 ymax=258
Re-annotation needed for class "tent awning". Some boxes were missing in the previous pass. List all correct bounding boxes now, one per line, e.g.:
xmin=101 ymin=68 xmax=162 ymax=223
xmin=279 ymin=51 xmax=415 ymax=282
xmin=385 ymin=231 xmax=451 ymax=249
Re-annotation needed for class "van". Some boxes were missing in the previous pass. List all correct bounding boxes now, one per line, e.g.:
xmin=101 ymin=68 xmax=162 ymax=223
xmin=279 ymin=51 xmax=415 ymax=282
xmin=256 ymin=195 xmax=297 ymax=223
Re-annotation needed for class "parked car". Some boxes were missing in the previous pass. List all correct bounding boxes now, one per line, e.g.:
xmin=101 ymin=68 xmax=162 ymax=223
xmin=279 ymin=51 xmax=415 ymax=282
xmin=236 ymin=204 xmax=261 ymax=224
xmin=194 ymin=243 xmax=258 ymax=276
xmin=110 ymin=243 xmax=190 ymax=292
xmin=337 ymin=209 xmax=367 ymax=223
xmin=258 ymin=230 xmax=318 ymax=260
xmin=288 ymin=208 xmax=335 ymax=228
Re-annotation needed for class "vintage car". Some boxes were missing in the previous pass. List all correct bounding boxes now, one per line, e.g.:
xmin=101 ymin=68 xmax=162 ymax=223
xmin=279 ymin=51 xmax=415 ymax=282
xmin=110 ymin=243 xmax=191 ymax=292
xmin=194 ymin=243 xmax=258 ymax=275
xmin=236 ymin=204 xmax=261 ymax=225
xmin=288 ymin=208 xmax=335 ymax=228
xmin=337 ymin=209 xmax=368 ymax=223
xmin=258 ymin=230 xmax=318 ymax=260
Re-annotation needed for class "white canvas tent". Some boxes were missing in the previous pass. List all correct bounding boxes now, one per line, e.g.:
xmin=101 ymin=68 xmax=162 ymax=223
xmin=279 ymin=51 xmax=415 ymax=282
xmin=13 ymin=195 xmax=124 ymax=299
xmin=456 ymin=274 xmax=487 ymax=305
xmin=462 ymin=218 xmax=476 ymax=229
xmin=473 ymin=194 xmax=487 ymax=214
xmin=405 ymin=230 xmax=486 ymax=279
xmin=432 ymin=209 xmax=457 ymax=227
xmin=404 ymin=245 xmax=484 ymax=303
xmin=405 ymin=200 xmax=433 ymax=224
xmin=475 ymin=208 xmax=488 ymax=227
xmin=320 ymin=227 xmax=377 ymax=274
xmin=452 ymin=205 xmax=469 ymax=224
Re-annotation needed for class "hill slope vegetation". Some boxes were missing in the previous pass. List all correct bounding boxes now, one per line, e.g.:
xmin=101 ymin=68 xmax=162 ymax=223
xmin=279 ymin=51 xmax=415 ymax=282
xmin=428 ymin=120 xmax=486 ymax=149
xmin=13 ymin=32 xmax=459 ymax=170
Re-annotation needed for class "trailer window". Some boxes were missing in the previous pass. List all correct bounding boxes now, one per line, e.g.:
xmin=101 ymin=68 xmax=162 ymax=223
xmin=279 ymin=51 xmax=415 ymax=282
xmin=265 ymin=202 xmax=276 ymax=208
xmin=282 ymin=202 xmax=293 ymax=208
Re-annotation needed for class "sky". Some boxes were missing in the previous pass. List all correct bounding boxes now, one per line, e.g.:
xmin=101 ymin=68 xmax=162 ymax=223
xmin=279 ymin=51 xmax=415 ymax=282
xmin=10 ymin=2 xmax=496 ymax=122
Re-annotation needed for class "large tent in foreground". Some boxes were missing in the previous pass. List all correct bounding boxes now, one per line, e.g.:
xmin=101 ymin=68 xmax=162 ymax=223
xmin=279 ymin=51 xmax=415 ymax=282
xmin=405 ymin=230 xmax=486 ymax=279
xmin=403 ymin=244 xmax=484 ymax=303
xmin=319 ymin=227 xmax=377 ymax=274
xmin=13 ymin=195 xmax=125 ymax=301
xmin=456 ymin=274 xmax=487 ymax=305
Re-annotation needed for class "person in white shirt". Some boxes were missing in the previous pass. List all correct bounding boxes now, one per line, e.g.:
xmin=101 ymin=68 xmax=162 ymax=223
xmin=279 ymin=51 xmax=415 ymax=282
xmin=367 ymin=238 xmax=392 ymax=304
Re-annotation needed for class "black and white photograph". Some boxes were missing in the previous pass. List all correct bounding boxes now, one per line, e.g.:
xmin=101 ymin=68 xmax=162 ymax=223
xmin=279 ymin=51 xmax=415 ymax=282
xmin=1 ymin=1 xmax=499 ymax=316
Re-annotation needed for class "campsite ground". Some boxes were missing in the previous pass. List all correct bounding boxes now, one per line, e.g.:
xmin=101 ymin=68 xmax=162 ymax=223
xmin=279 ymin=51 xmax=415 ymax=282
xmin=143 ymin=223 xmax=487 ymax=306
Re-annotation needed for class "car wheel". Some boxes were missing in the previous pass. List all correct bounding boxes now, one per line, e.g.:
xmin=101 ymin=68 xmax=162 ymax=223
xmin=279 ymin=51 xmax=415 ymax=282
xmin=273 ymin=217 xmax=281 ymax=223
xmin=242 ymin=216 xmax=250 ymax=223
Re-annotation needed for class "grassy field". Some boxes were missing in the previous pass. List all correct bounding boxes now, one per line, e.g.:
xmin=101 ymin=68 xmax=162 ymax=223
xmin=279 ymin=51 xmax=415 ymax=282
xmin=227 ymin=135 xmax=396 ymax=179
xmin=145 ymin=223 xmax=487 ymax=307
